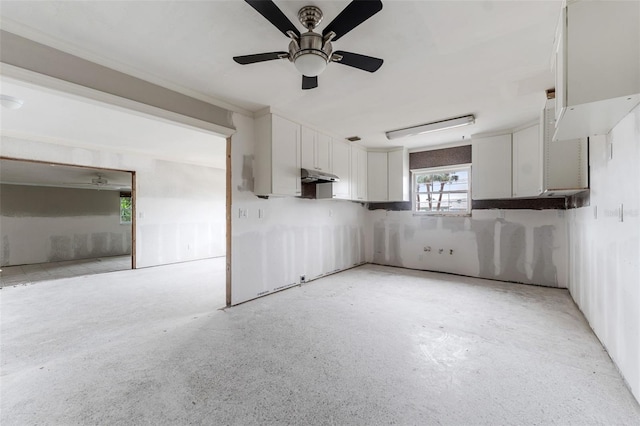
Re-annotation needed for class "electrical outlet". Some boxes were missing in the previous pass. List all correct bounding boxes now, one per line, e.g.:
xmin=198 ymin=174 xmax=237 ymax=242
xmin=438 ymin=248 xmax=444 ymax=254
xmin=449 ymin=249 xmax=454 ymax=255
xmin=424 ymin=246 xmax=431 ymax=252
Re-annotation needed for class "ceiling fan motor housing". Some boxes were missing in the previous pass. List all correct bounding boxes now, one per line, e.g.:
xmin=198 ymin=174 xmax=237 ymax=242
xmin=298 ymin=5 xmax=323 ymax=29
xmin=289 ymin=32 xmax=332 ymax=64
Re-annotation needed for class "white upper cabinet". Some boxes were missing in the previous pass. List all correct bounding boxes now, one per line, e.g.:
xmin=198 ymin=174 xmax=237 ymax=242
xmin=512 ymin=124 xmax=543 ymax=198
xmin=387 ymin=148 xmax=410 ymax=202
xmin=331 ymin=139 xmax=351 ymax=199
xmin=367 ymin=151 xmax=389 ymax=202
xmin=542 ymin=100 xmax=588 ymax=195
xmin=473 ymin=100 xmax=588 ymax=201
xmin=301 ymin=127 xmax=332 ymax=172
xmin=350 ymin=144 xmax=368 ymax=201
xmin=316 ymin=132 xmax=332 ymax=172
xmin=366 ymin=148 xmax=409 ymax=202
xmin=254 ymin=113 xmax=301 ymax=197
xmin=472 ymin=134 xmax=512 ymax=200
xmin=554 ymin=1 xmax=640 ymax=140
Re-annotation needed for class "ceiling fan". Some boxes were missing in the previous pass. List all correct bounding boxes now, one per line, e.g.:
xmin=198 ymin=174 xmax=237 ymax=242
xmin=63 ymin=174 xmax=130 ymax=191
xmin=233 ymin=0 xmax=384 ymax=90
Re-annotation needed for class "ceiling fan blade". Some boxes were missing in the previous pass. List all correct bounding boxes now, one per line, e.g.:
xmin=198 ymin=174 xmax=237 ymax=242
xmin=302 ymin=76 xmax=318 ymax=90
xmin=245 ymin=0 xmax=300 ymax=38
xmin=233 ymin=52 xmax=288 ymax=65
xmin=323 ymin=0 xmax=383 ymax=41
xmin=333 ymin=51 xmax=383 ymax=72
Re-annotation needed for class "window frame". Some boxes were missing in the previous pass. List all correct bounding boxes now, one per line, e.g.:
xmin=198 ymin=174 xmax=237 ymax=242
xmin=411 ymin=164 xmax=472 ymax=216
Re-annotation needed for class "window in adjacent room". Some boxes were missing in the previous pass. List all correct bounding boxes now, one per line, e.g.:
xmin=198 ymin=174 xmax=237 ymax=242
xmin=412 ymin=165 xmax=471 ymax=214
xmin=120 ymin=192 xmax=132 ymax=224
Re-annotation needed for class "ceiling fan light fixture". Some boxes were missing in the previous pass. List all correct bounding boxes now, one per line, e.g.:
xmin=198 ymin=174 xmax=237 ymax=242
xmin=294 ymin=51 xmax=328 ymax=77
xmin=0 ymin=94 xmax=24 ymax=110
xmin=386 ymin=115 xmax=476 ymax=140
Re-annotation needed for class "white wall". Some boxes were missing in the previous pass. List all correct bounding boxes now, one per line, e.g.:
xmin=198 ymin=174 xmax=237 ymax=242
xmin=367 ymin=209 xmax=569 ymax=288
xmin=230 ymin=113 xmax=368 ymax=305
xmin=0 ymin=184 xmax=131 ymax=266
xmin=568 ymin=105 xmax=640 ymax=401
xmin=1 ymin=136 xmax=226 ymax=268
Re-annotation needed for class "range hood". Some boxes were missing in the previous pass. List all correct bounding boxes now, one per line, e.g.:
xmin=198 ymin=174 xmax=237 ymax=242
xmin=301 ymin=168 xmax=340 ymax=183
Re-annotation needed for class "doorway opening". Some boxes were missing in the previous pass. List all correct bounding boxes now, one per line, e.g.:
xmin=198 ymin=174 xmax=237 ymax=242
xmin=0 ymin=157 xmax=135 ymax=287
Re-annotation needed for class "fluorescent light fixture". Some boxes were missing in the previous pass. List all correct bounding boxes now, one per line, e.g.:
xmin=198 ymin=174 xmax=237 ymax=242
xmin=386 ymin=115 xmax=475 ymax=140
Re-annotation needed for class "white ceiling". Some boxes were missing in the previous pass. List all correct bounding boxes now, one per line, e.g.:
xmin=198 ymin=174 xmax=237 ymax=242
xmin=0 ymin=0 xmax=562 ymax=150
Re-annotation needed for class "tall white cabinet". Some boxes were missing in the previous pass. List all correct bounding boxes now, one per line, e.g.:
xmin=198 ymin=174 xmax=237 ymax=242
xmin=512 ymin=124 xmax=543 ymax=198
xmin=388 ymin=148 xmax=410 ymax=202
xmin=350 ymin=144 xmax=368 ymax=201
xmin=472 ymin=134 xmax=512 ymax=200
xmin=367 ymin=151 xmax=388 ymax=202
xmin=254 ymin=113 xmax=302 ymax=197
xmin=330 ymin=139 xmax=351 ymax=199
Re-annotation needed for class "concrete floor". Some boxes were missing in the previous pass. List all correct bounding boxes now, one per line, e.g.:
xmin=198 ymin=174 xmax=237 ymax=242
xmin=0 ymin=255 xmax=131 ymax=288
xmin=1 ymin=260 xmax=639 ymax=425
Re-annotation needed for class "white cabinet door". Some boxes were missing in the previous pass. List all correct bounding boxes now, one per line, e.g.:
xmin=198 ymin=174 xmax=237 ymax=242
xmin=271 ymin=114 xmax=301 ymax=196
xmin=357 ymin=147 xmax=368 ymax=201
xmin=388 ymin=148 xmax=409 ymax=201
xmin=472 ymin=134 xmax=512 ymax=200
xmin=367 ymin=151 xmax=388 ymax=202
xmin=350 ymin=145 xmax=367 ymax=201
xmin=316 ymin=132 xmax=332 ymax=172
xmin=332 ymin=139 xmax=351 ymax=199
xmin=301 ymin=126 xmax=316 ymax=171
xmin=512 ymin=124 xmax=542 ymax=198
xmin=301 ymin=127 xmax=332 ymax=172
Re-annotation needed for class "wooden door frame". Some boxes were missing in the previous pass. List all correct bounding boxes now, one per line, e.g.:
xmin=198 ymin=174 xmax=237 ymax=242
xmin=225 ymin=137 xmax=232 ymax=307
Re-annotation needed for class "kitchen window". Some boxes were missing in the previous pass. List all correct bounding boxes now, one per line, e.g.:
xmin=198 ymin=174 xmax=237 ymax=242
xmin=412 ymin=165 xmax=471 ymax=214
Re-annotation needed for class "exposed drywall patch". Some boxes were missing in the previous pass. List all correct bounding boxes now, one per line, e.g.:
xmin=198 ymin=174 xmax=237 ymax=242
xmin=110 ymin=232 xmax=124 ymax=255
xmin=373 ymin=221 xmax=386 ymax=265
xmin=470 ymin=219 xmax=496 ymax=279
xmin=2 ymin=235 xmax=9 ymax=264
xmin=73 ymin=234 xmax=90 ymax=258
xmin=441 ymin=216 xmax=466 ymax=233
xmin=49 ymin=236 xmax=72 ymax=262
xmin=532 ymin=225 xmax=558 ymax=285
xmin=497 ymin=221 xmax=527 ymax=283
xmin=403 ymin=223 xmax=416 ymax=242
xmin=90 ymin=233 xmax=109 ymax=257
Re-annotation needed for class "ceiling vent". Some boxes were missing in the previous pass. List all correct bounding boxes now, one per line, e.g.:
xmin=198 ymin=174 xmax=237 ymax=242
xmin=346 ymin=136 xmax=361 ymax=142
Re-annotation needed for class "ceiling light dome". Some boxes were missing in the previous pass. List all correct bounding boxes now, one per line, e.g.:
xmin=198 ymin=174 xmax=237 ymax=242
xmin=0 ymin=95 xmax=24 ymax=110
xmin=294 ymin=52 xmax=328 ymax=77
